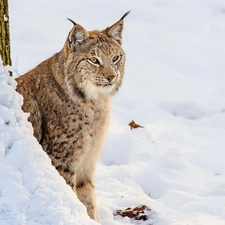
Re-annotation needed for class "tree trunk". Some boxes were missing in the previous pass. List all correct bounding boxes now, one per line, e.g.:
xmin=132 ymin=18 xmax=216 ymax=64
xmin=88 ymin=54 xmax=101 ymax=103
xmin=0 ymin=0 xmax=12 ymax=67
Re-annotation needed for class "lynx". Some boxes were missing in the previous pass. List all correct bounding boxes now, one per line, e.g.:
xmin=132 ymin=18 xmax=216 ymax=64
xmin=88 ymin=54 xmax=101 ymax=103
xmin=16 ymin=11 xmax=130 ymax=221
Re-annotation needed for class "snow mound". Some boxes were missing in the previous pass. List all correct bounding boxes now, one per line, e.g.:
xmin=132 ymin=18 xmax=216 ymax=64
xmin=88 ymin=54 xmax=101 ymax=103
xmin=0 ymin=58 xmax=98 ymax=225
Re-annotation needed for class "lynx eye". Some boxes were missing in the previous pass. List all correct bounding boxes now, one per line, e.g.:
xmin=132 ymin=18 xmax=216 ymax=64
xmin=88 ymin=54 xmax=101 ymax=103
xmin=112 ymin=55 xmax=120 ymax=63
xmin=87 ymin=57 xmax=100 ymax=65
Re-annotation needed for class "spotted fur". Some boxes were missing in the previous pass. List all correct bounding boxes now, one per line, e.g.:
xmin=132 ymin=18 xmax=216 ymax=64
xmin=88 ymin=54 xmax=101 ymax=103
xmin=16 ymin=12 xmax=129 ymax=221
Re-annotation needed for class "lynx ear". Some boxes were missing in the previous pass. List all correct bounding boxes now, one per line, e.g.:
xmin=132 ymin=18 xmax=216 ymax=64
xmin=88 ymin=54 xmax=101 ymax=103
xmin=105 ymin=11 xmax=130 ymax=45
xmin=67 ymin=19 xmax=89 ymax=49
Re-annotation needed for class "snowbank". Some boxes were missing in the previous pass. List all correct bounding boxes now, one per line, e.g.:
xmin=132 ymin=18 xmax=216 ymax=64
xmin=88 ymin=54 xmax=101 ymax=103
xmin=0 ymin=59 xmax=98 ymax=225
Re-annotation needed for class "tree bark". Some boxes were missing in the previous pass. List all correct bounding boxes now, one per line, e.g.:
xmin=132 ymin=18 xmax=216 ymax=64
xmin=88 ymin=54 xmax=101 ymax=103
xmin=0 ymin=0 xmax=12 ymax=67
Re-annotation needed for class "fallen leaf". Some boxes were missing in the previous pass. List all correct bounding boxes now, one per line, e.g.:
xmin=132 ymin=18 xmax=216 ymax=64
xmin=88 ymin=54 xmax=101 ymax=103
xmin=128 ymin=120 xmax=144 ymax=130
xmin=116 ymin=205 xmax=151 ymax=221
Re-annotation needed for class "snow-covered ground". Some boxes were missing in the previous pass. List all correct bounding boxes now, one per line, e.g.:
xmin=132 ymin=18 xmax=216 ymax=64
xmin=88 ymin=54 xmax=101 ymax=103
xmin=1 ymin=0 xmax=225 ymax=224
xmin=0 ymin=59 xmax=98 ymax=225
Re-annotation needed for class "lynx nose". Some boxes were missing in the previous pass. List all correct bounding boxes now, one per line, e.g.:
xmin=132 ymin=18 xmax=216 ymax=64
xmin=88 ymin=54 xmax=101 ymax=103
xmin=106 ymin=75 xmax=115 ymax=82
xmin=104 ymin=73 xmax=115 ymax=82
xmin=103 ymin=71 xmax=116 ymax=82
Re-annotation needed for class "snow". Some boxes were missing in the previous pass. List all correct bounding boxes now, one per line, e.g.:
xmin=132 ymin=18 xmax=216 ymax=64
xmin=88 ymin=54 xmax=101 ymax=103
xmin=0 ymin=59 xmax=99 ymax=225
xmin=3 ymin=14 xmax=8 ymax=22
xmin=1 ymin=0 xmax=225 ymax=224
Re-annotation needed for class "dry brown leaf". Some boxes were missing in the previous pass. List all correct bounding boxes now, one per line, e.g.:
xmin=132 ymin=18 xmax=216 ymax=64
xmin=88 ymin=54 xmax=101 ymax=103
xmin=128 ymin=120 xmax=144 ymax=130
xmin=116 ymin=205 xmax=151 ymax=221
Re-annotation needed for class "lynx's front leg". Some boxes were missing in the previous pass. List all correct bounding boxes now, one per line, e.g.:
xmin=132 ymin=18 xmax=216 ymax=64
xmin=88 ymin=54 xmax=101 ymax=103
xmin=75 ymin=176 xmax=98 ymax=221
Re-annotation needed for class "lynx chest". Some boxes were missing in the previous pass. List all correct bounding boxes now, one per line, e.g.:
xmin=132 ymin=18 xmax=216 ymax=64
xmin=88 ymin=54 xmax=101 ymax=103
xmin=38 ymin=90 xmax=110 ymax=168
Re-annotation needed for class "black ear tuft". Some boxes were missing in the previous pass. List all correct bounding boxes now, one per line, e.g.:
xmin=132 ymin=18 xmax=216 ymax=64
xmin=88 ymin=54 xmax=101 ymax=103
xmin=120 ymin=11 xmax=131 ymax=20
xmin=67 ymin=18 xmax=77 ymax=26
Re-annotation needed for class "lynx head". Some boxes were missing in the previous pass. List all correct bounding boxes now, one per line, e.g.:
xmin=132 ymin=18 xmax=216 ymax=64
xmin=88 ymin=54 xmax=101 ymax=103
xmin=63 ymin=11 xmax=130 ymax=100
